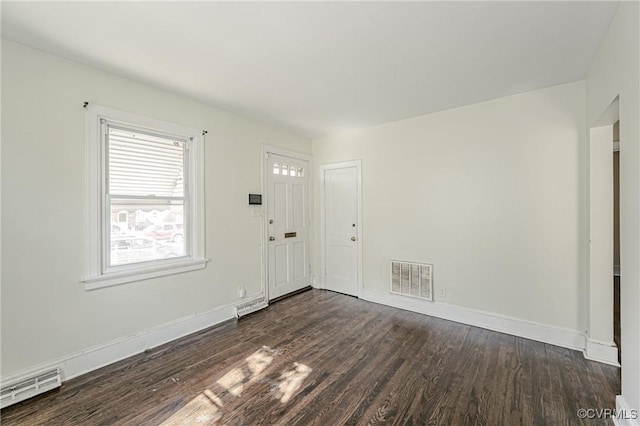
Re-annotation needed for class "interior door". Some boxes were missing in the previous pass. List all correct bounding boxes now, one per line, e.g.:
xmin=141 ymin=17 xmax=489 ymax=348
xmin=267 ymin=153 xmax=311 ymax=300
xmin=324 ymin=165 xmax=359 ymax=296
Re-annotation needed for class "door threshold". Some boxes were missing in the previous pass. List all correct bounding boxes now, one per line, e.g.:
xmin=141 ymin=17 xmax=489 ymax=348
xmin=269 ymin=286 xmax=313 ymax=304
xmin=325 ymin=289 xmax=359 ymax=298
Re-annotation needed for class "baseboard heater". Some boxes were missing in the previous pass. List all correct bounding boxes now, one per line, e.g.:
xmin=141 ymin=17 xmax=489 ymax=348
xmin=235 ymin=297 xmax=268 ymax=318
xmin=1 ymin=368 xmax=62 ymax=409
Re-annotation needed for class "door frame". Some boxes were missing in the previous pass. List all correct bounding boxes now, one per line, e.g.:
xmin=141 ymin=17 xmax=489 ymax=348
xmin=585 ymin=96 xmax=620 ymax=366
xmin=319 ymin=160 xmax=363 ymax=298
xmin=262 ymin=144 xmax=313 ymax=302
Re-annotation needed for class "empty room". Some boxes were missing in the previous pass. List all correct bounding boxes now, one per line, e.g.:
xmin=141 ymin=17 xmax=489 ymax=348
xmin=1 ymin=1 xmax=639 ymax=425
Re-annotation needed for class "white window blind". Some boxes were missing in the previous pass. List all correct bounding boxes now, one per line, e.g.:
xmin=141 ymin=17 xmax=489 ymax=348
xmin=107 ymin=126 xmax=186 ymax=198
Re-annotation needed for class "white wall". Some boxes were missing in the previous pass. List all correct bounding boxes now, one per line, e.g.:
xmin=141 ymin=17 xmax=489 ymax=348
xmin=586 ymin=2 xmax=640 ymax=414
xmin=313 ymin=81 xmax=588 ymax=333
xmin=0 ymin=40 xmax=311 ymax=377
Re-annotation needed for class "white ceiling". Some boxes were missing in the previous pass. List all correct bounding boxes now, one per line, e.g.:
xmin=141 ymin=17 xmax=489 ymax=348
xmin=1 ymin=1 xmax=619 ymax=138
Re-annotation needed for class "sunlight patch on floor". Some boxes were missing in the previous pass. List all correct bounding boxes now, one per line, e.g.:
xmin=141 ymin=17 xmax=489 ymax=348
xmin=276 ymin=362 xmax=312 ymax=403
xmin=216 ymin=367 xmax=245 ymax=396
xmin=203 ymin=389 xmax=224 ymax=407
xmin=216 ymin=346 xmax=277 ymax=396
xmin=160 ymin=345 xmax=313 ymax=424
xmin=160 ymin=391 xmax=223 ymax=425
xmin=246 ymin=346 xmax=275 ymax=376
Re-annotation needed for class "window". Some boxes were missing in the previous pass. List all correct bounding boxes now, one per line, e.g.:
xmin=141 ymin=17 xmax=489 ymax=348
xmin=83 ymin=105 xmax=207 ymax=289
xmin=107 ymin=126 xmax=187 ymax=265
xmin=272 ymin=162 xmax=304 ymax=178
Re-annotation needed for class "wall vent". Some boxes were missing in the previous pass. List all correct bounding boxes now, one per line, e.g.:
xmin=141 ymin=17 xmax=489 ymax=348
xmin=1 ymin=368 xmax=61 ymax=409
xmin=390 ymin=260 xmax=433 ymax=301
xmin=235 ymin=297 xmax=268 ymax=318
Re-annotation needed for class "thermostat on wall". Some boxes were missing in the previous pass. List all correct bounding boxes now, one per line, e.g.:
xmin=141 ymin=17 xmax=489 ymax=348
xmin=248 ymin=194 xmax=262 ymax=205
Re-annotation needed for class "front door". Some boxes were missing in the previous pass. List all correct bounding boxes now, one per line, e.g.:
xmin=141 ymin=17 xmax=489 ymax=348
xmin=267 ymin=153 xmax=311 ymax=300
xmin=324 ymin=164 xmax=359 ymax=296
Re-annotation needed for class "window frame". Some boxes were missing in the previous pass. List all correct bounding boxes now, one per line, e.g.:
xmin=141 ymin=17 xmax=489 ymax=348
xmin=82 ymin=105 xmax=207 ymax=290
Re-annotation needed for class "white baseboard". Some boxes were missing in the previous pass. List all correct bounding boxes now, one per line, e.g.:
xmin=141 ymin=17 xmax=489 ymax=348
xmin=361 ymin=288 xmax=586 ymax=353
xmin=1 ymin=303 xmax=236 ymax=386
xmin=585 ymin=338 xmax=620 ymax=366
xmin=614 ymin=395 xmax=640 ymax=426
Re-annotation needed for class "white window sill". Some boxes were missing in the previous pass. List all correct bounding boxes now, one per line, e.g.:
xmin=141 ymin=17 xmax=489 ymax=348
xmin=82 ymin=258 xmax=209 ymax=290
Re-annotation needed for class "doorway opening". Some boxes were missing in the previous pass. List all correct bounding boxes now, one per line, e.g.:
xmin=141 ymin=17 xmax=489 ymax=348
xmin=586 ymin=96 xmax=620 ymax=367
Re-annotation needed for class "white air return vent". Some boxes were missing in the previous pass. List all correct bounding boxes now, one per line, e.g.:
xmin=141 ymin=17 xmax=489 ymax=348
xmin=235 ymin=297 xmax=268 ymax=318
xmin=1 ymin=368 xmax=61 ymax=408
xmin=390 ymin=260 xmax=433 ymax=301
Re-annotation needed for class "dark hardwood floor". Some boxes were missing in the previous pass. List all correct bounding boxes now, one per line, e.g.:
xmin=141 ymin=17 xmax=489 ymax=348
xmin=1 ymin=290 xmax=620 ymax=425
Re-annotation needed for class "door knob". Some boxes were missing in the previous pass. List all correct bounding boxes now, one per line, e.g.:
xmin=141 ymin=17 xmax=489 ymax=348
xmin=351 ymin=236 xmax=357 ymax=241
xmin=269 ymin=236 xmax=275 ymax=241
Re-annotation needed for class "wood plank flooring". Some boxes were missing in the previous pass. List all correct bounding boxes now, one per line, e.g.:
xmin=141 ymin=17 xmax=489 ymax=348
xmin=1 ymin=289 xmax=620 ymax=425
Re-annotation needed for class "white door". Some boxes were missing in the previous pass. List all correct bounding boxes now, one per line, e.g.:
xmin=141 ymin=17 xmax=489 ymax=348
xmin=267 ymin=153 xmax=311 ymax=300
xmin=324 ymin=164 xmax=360 ymax=296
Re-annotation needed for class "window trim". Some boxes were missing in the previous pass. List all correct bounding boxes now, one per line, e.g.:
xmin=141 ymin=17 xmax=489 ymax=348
xmin=82 ymin=105 xmax=207 ymax=290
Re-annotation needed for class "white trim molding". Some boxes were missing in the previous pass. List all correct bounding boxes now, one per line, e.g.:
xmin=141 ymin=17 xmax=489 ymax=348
xmin=588 ymin=123 xmax=617 ymax=364
xmin=83 ymin=259 xmax=209 ymax=290
xmin=361 ymin=288 xmax=587 ymax=353
xmin=1 ymin=303 xmax=235 ymax=387
xmin=262 ymin=144 xmax=312 ymax=162
xmin=614 ymin=395 xmax=640 ymax=426
xmin=585 ymin=338 xmax=620 ymax=366
xmin=82 ymin=104 xmax=207 ymax=290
